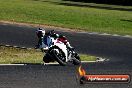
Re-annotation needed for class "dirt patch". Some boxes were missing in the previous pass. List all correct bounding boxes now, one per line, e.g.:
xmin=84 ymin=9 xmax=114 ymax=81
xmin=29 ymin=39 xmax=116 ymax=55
xmin=0 ymin=20 xmax=85 ymax=32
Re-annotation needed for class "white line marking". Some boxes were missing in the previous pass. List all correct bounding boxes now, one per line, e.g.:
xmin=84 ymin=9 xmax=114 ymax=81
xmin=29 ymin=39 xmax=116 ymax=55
xmin=0 ymin=61 xmax=97 ymax=66
xmin=44 ymin=63 xmax=59 ymax=65
xmin=123 ymin=35 xmax=132 ymax=38
xmin=5 ymin=45 xmax=11 ymax=47
xmin=100 ymin=33 xmax=111 ymax=36
xmin=0 ymin=64 xmax=25 ymax=66
xmin=113 ymin=34 xmax=120 ymax=37
xmin=77 ymin=31 xmax=132 ymax=39
xmin=88 ymin=32 xmax=98 ymax=35
xmin=13 ymin=46 xmax=19 ymax=48
xmin=42 ymin=61 xmax=97 ymax=65
xmin=21 ymin=47 xmax=26 ymax=49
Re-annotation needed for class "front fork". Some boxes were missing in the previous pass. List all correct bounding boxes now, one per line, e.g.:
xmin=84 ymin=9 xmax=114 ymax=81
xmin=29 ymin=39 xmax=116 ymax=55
xmin=67 ymin=49 xmax=76 ymax=62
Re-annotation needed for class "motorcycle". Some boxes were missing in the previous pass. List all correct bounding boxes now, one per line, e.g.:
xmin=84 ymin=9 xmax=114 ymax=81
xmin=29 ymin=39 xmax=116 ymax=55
xmin=43 ymin=36 xmax=81 ymax=66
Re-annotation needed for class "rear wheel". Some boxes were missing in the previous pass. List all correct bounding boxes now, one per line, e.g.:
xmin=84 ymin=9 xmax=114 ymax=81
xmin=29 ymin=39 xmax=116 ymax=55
xmin=43 ymin=53 xmax=55 ymax=63
xmin=43 ymin=54 xmax=50 ymax=63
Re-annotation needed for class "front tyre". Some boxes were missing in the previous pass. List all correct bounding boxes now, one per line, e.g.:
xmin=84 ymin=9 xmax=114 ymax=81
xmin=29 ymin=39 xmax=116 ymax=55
xmin=52 ymin=47 xmax=67 ymax=66
xmin=72 ymin=53 xmax=81 ymax=65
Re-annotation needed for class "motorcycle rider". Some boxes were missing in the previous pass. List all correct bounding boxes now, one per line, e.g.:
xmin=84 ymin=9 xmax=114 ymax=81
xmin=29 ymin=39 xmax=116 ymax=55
xmin=36 ymin=28 xmax=73 ymax=50
xmin=35 ymin=28 xmax=46 ymax=49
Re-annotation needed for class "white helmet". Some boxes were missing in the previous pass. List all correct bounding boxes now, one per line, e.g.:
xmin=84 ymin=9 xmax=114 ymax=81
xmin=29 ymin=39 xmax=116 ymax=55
xmin=37 ymin=28 xmax=45 ymax=37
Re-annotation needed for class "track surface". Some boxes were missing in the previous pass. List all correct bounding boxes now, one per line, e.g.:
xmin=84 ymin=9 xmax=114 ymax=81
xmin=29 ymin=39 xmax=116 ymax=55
xmin=0 ymin=23 xmax=132 ymax=88
xmin=0 ymin=64 xmax=131 ymax=88
xmin=0 ymin=23 xmax=132 ymax=62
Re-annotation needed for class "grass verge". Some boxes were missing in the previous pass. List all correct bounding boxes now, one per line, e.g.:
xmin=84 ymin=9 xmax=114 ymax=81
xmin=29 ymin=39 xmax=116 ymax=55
xmin=0 ymin=0 xmax=132 ymax=35
xmin=0 ymin=46 xmax=96 ymax=64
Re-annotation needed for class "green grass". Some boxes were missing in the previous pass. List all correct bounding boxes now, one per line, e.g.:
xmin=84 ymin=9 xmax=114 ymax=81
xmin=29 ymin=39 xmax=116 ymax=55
xmin=79 ymin=54 xmax=96 ymax=61
xmin=0 ymin=46 xmax=43 ymax=64
xmin=0 ymin=0 xmax=132 ymax=35
xmin=0 ymin=46 xmax=96 ymax=64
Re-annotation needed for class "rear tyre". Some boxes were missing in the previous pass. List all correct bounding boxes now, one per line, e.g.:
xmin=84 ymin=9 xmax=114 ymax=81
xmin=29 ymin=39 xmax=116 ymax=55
xmin=43 ymin=54 xmax=50 ymax=63
xmin=43 ymin=53 xmax=55 ymax=63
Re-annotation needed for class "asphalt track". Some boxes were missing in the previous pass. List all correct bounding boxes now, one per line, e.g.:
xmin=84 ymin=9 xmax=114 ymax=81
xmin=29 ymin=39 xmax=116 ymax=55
xmin=1 ymin=23 xmax=132 ymax=62
xmin=0 ymin=23 xmax=132 ymax=88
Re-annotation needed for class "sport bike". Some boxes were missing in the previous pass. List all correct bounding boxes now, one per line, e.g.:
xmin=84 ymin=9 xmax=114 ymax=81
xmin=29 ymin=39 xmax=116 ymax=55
xmin=43 ymin=36 xmax=81 ymax=66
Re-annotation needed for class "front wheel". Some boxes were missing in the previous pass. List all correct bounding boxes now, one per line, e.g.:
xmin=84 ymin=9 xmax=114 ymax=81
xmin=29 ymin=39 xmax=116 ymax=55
xmin=52 ymin=47 xmax=67 ymax=66
xmin=72 ymin=53 xmax=81 ymax=65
